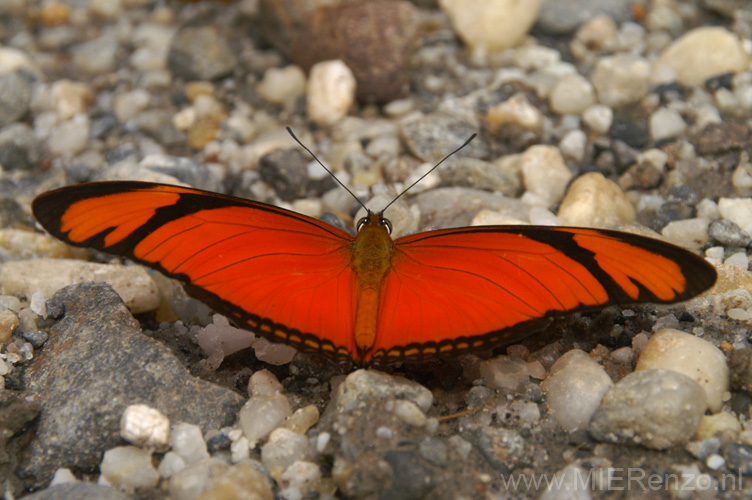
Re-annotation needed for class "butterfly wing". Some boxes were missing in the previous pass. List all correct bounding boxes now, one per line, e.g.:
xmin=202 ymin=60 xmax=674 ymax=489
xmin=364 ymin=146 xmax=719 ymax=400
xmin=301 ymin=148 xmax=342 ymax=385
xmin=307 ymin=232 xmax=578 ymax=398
xmin=366 ymin=226 xmax=717 ymax=364
xmin=32 ymin=181 xmax=360 ymax=362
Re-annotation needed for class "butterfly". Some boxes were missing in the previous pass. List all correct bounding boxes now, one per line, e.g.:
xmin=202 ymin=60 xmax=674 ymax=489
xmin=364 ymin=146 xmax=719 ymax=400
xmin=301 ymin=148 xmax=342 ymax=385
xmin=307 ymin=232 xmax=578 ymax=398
xmin=31 ymin=173 xmax=717 ymax=366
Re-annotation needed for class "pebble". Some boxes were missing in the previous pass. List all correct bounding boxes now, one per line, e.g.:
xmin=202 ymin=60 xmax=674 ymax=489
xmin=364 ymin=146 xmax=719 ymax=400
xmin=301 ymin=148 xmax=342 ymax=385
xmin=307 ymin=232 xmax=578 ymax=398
xmin=306 ymin=60 xmax=357 ymax=126
xmin=393 ymin=399 xmax=428 ymax=427
xmin=0 ymin=259 xmax=160 ymax=314
xmin=279 ymin=461 xmax=322 ymax=499
xmin=520 ymin=144 xmax=572 ymax=207
xmin=167 ymin=24 xmax=236 ymax=81
xmin=649 ymin=107 xmax=687 ymax=142
xmin=47 ymin=114 xmax=90 ymax=156
xmin=0 ymin=72 xmax=32 ymax=128
xmin=440 ymin=157 xmax=522 ymax=197
xmin=723 ymin=443 xmax=752 ymax=476
xmin=289 ymin=0 xmax=419 ymax=103
xmin=694 ymin=412 xmax=741 ymax=442
xmin=120 ymin=404 xmax=170 ymax=450
xmin=170 ymin=423 xmax=209 ymax=465
xmin=261 ymin=427 xmax=312 ymax=470
xmin=487 ymin=93 xmax=544 ymax=134
xmin=195 ymin=320 xmax=252 ymax=370
xmin=238 ymin=393 xmax=293 ymax=447
xmin=328 ymin=369 xmax=433 ymax=414
xmin=541 ymin=349 xmax=613 ymax=432
xmin=653 ymin=27 xmax=750 ymax=86
xmin=439 ymin=0 xmax=541 ymax=60
xmin=539 ymin=464 xmax=591 ymax=500
xmin=0 ymin=308 xmax=18 ymax=342
xmin=718 ymin=197 xmax=752 ymax=235
xmin=537 ymin=0 xmax=632 ymax=34
xmin=285 ymin=405 xmax=319 ymax=434
xmin=589 ymin=369 xmax=707 ymax=449
xmin=249 ymin=369 xmax=284 ymax=397
xmin=582 ymin=104 xmax=613 ymax=134
xmin=549 ymin=74 xmax=596 ymax=115
xmin=557 ymin=172 xmax=636 ymax=228
xmin=558 ymin=129 xmax=587 ymax=162
xmin=0 ymin=123 xmax=38 ymax=171
xmin=591 ymin=54 xmax=652 ymax=107
xmin=660 ymin=217 xmax=711 ymax=251
xmin=635 ymin=328 xmax=730 ymax=412
xmin=73 ymin=35 xmax=118 ymax=74
xmin=50 ymin=79 xmax=92 ymax=121
xmin=258 ymin=65 xmax=306 ymax=105
xmin=479 ymin=355 xmax=530 ymax=392
xmin=99 ymin=446 xmax=160 ymax=490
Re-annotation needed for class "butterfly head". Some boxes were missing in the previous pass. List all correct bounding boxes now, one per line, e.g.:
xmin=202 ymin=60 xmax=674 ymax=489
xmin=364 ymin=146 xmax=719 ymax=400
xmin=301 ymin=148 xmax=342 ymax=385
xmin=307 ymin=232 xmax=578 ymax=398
xmin=356 ymin=211 xmax=392 ymax=235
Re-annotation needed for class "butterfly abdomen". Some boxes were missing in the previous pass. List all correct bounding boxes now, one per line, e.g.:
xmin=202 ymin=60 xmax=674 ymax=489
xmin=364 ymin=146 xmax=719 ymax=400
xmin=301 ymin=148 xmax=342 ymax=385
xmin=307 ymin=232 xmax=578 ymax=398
xmin=350 ymin=214 xmax=395 ymax=358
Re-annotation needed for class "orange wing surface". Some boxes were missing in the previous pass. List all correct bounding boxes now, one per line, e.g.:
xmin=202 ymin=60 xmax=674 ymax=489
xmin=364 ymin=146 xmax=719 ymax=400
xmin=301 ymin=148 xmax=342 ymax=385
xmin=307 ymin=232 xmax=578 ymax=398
xmin=32 ymin=181 xmax=717 ymax=366
xmin=33 ymin=181 xmax=361 ymax=362
xmin=365 ymin=226 xmax=716 ymax=364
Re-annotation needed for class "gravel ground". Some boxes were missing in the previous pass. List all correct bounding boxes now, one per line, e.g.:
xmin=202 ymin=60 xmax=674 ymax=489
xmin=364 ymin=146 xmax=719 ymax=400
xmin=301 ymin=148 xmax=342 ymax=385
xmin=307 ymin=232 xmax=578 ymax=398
xmin=2 ymin=0 xmax=752 ymax=499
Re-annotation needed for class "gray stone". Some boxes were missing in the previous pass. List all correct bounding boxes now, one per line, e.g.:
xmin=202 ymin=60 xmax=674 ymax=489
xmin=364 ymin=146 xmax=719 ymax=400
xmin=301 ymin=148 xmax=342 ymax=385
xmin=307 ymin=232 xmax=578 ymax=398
xmin=18 ymin=283 xmax=244 ymax=487
xmin=589 ymin=369 xmax=706 ymax=450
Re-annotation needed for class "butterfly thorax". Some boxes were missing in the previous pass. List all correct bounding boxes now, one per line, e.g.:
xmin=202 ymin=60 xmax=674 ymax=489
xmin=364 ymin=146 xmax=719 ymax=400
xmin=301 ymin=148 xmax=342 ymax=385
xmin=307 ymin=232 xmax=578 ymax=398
xmin=351 ymin=213 xmax=394 ymax=357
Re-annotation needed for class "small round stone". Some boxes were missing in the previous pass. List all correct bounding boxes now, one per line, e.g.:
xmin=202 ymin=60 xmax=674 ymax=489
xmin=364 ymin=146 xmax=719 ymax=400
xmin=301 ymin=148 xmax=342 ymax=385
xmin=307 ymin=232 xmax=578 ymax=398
xmin=635 ymin=328 xmax=729 ymax=412
xmin=589 ymin=369 xmax=706 ymax=450
xmin=541 ymin=349 xmax=613 ymax=432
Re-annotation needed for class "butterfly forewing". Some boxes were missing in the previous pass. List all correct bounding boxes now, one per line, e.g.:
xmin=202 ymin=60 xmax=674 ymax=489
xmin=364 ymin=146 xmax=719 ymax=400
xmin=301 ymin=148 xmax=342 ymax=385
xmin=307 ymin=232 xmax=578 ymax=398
xmin=33 ymin=182 xmax=360 ymax=361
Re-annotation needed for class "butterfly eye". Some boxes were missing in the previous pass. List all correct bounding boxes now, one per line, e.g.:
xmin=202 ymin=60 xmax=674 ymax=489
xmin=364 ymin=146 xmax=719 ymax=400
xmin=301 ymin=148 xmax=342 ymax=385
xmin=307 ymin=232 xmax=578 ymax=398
xmin=381 ymin=217 xmax=392 ymax=234
xmin=356 ymin=217 xmax=369 ymax=232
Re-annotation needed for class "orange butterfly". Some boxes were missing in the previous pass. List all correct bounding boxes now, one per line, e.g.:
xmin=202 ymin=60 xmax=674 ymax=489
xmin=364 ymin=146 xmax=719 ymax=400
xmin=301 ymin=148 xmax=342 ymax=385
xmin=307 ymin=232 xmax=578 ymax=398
xmin=32 ymin=176 xmax=716 ymax=366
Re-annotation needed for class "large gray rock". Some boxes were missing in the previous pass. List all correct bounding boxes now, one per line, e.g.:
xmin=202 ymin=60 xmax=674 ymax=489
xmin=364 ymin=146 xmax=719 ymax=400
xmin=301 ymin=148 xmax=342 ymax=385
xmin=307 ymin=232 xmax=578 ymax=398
xmin=18 ymin=282 xmax=245 ymax=488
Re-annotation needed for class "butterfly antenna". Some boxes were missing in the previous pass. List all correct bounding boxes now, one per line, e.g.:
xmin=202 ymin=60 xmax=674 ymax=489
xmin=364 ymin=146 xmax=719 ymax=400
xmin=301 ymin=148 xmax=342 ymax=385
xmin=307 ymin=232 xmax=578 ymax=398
xmin=380 ymin=133 xmax=477 ymax=214
xmin=286 ymin=127 xmax=368 ymax=212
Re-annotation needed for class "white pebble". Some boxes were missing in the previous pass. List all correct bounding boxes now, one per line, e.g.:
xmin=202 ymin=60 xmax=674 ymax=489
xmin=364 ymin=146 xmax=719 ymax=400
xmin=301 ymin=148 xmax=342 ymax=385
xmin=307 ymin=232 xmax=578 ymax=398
xmin=238 ymin=394 xmax=292 ymax=447
xmin=307 ymin=60 xmax=356 ymax=126
xmin=653 ymin=27 xmax=750 ymax=86
xmin=636 ymin=328 xmax=729 ymax=412
xmin=113 ymin=89 xmax=151 ymax=122
xmin=258 ymin=65 xmax=306 ymax=105
xmin=725 ymin=252 xmax=749 ymax=269
xmin=706 ymin=454 xmax=726 ymax=470
xmin=582 ymin=104 xmax=613 ymax=134
xmin=660 ymin=218 xmax=710 ymax=251
xmin=520 ymin=145 xmax=572 ymax=208
xmin=157 ymin=451 xmax=186 ymax=479
xmin=592 ymin=54 xmax=651 ymax=107
xmin=120 ymin=404 xmax=170 ymax=450
xmin=248 ymin=368 xmax=284 ymax=397
xmin=558 ymin=172 xmax=635 ymax=228
xmin=650 ymin=107 xmax=686 ymax=142
xmin=29 ymin=292 xmax=47 ymax=318
xmin=558 ymin=129 xmax=587 ymax=162
xmin=49 ymin=468 xmax=77 ymax=486
xmin=549 ymin=74 xmax=595 ymax=115
xmin=718 ymin=197 xmax=752 ymax=235
xmin=261 ymin=428 xmax=311 ymax=469
xmin=280 ymin=461 xmax=321 ymax=494
xmin=541 ymin=349 xmax=613 ymax=432
xmin=480 ymin=355 xmax=529 ymax=391
xmin=170 ymin=423 xmax=209 ymax=465
xmin=230 ymin=436 xmax=250 ymax=463
xmin=439 ymin=0 xmax=541 ymax=60
xmin=99 ymin=446 xmax=160 ymax=490
xmin=47 ymin=114 xmax=90 ymax=156
xmin=393 ymin=400 xmax=427 ymax=427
